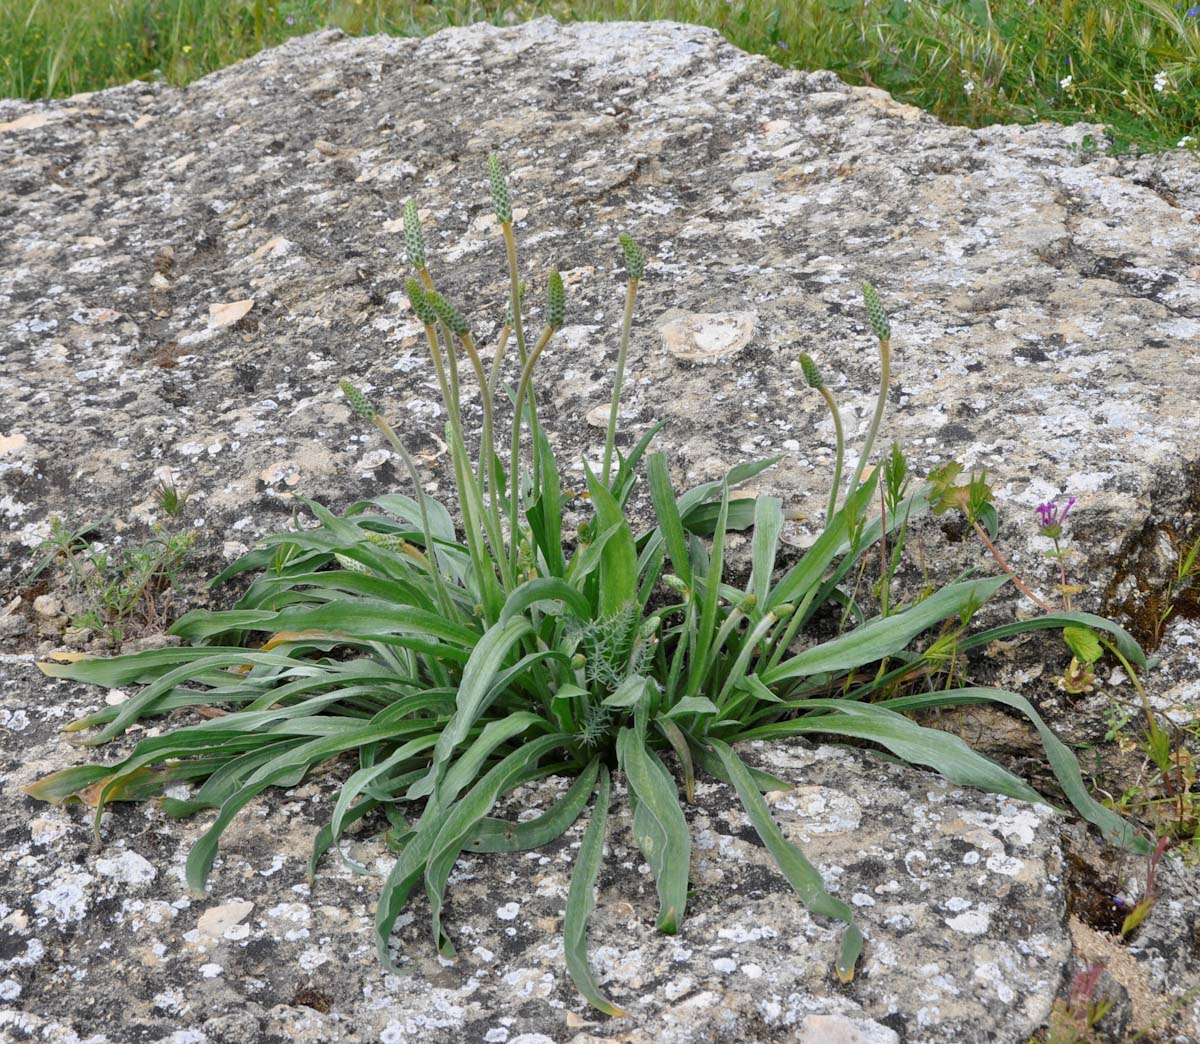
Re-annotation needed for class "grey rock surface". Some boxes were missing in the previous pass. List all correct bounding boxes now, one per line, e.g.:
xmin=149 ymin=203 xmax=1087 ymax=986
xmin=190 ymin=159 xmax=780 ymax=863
xmin=2 ymin=16 xmax=1200 ymax=1042
xmin=1 ymin=657 xmax=1073 ymax=1043
xmin=1 ymin=18 xmax=1199 ymax=627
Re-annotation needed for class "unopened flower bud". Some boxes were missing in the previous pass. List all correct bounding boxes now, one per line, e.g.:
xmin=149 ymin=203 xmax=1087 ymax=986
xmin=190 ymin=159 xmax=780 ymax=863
xmin=427 ymin=290 xmax=470 ymax=337
xmin=340 ymin=379 xmax=376 ymax=422
xmin=862 ymin=282 xmax=890 ymax=343
xmin=488 ymin=154 xmax=512 ymax=224
xmin=406 ymin=278 xmax=437 ymax=326
xmin=799 ymin=353 xmax=824 ymax=390
xmin=403 ymin=199 xmax=426 ymax=270
xmin=618 ymin=233 xmax=645 ymax=281
xmin=334 ymin=553 xmax=370 ymax=575
xmin=547 ymin=270 xmax=565 ymax=330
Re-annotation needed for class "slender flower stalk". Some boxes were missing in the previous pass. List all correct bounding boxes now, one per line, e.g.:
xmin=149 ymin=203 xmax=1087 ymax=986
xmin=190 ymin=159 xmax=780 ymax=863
xmin=339 ymin=380 xmax=454 ymax=616
xmin=971 ymin=519 xmax=1053 ymax=611
xmin=847 ymin=282 xmax=891 ymax=501
xmin=426 ymin=290 xmax=511 ymax=585
xmin=408 ymin=280 xmax=498 ymax=610
xmin=488 ymin=282 xmax=522 ymax=396
xmin=800 ymin=353 xmax=843 ymax=526
xmin=602 ymin=234 xmax=644 ymax=486
xmin=1037 ymin=498 xmax=1076 ymax=610
xmin=419 ymin=272 xmax=461 ymax=422
xmin=490 ymin=155 xmax=544 ymax=493
xmin=508 ymin=273 xmax=563 ymax=568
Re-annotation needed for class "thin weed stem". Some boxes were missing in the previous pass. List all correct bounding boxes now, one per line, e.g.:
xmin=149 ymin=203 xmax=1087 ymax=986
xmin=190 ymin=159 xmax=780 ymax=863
xmin=819 ymin=384 xmax=845 ymax=526
xmin=509 ymin=325 xmax=555 ymax=573
xmin=602 ymin=279 xmax=639 ymax=487
xmin=372 ymin=416 xmax=455 ymax=618
xmin=847 ymin=338 xmax=890 ymax=501
xmin=502 ymin=222 xmax=542 ymax=490
xmin=970 ymin=519 xmax=1052 ymax=611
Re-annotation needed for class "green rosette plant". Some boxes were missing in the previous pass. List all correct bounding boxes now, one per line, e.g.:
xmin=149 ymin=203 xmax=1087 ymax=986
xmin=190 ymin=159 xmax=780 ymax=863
xmin=28 ymin=156 xmax=1149 ymax=1017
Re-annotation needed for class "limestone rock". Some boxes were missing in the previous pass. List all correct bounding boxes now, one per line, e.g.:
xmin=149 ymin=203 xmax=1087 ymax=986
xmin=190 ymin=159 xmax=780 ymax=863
xmin=0 ymin=658 xmax=1073 ymax=1042
xmin=1 ymin=17 xmax=1200 ymax=1042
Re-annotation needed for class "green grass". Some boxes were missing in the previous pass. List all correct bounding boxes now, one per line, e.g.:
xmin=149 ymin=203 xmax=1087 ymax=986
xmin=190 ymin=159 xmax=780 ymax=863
xmin=1 ymin=1 xmax=1196 ymax=153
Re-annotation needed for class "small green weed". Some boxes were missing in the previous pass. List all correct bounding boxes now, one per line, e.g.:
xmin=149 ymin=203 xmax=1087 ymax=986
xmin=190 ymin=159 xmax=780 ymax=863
xmin=28 ymin=488 xmax=196 ymax=646
xmin=1041 ymin=963 xmax=1115 ymax=1044
xmin=27 ymin=158 xmax=1150 ymax=1014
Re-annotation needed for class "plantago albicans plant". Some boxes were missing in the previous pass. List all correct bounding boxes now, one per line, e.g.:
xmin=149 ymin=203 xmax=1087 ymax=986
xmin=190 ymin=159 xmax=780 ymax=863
xmin=29 ymin=157 xmax=1150 ymax=1018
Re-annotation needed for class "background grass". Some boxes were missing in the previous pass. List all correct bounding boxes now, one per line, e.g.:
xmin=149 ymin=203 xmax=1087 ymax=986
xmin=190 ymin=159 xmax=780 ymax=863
xmin=1 ymin=1 xmax=1197 ymax=152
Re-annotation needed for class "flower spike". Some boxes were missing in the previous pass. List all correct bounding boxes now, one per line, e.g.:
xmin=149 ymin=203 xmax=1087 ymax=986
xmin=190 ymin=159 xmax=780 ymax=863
xmin=488 ymin=154 xmax=513 ymax=225
xmin=406 ymin=278 xmax=438 ymax=326
xmin=340 ymin=380 xmax=377 ymax=422
xmin=547 ymin=271 xmax=565 ymax=330
xmin=799 ymin=353 xmax=824 ymax=390
xmin=862 ymin=282 xmax=890 ymax=343
xmin=618 ymin=233 xmax=645 ymax=281
xmin=428 ymin=290 xmax=470 ymax=337
xmin=403 ymin=199 xmax=426 ymax=270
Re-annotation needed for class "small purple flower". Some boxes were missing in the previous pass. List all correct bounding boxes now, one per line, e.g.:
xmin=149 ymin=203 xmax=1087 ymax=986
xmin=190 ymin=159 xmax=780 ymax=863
xmin=1037 ymin=496 xmax=1076 ymax=537
xmin=285 ymin=15 xmax=295 ymax=25
xmin=1188 ymin=5 xmax=1200 ymax=16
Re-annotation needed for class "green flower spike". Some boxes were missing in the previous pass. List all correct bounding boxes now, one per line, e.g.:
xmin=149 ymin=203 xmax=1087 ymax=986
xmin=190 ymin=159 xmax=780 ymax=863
xmin=406 ymin=278 xmax=438 ymax=326
xmin=403 ymin=199 xmax=426 ymax=271
xmin=340 ymin=379 xmax=376 ymax=422
xmin=862 ymin=282 xmax=890 ymax=343
xmin=618 ymin=233 xmax=645 ymax=281
xmin=428 ymin=290 xmax=470 ymax=337
xmin=799 ymin=353 xmax=824 ymax=390
xmin=547 ymin=271 xmax=565 ymax=330
xmin=488 ymin=154 xmax=513 ymax=225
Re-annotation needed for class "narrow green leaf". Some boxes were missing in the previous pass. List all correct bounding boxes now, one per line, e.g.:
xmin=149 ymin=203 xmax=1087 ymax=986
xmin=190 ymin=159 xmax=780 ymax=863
xmin=584 ymin=461 xmax=639 ymax=623
xmin=736 ymin=673 xmax=782 ymax=704
xmin=563 ymin=764 xmax=626 ymax=1016
xmin=499 ymin=576 xmax=591 ymax=626
xmin=330 ymin=736 xmax=438 ymax=846
xmin=407 ymin=616 xmax=533 ymax=801
xmin=613 ymin=422 xmax=665 ymax=509
xmin=704 ymin=737 xmax=861 ymax=982
xmin=767 ymin=473 xmax=879 ymax=612
xmin=647 ymin=452 xmax=693 ymax=589
xmin=528 ymin=422 xmax=565 ymax=577
xmin=172 ymin=601 xmax=479 ymax=650
xmin=185 ymin=719 xmax=440 ymax=894
xmin=655 ymin=717 xmax=696 ymax=802
xmin=750 ymin=496 xmax=784 ymax=607
xmin=661 ymin=696 xmax=719 ymax=719
xmin=676 ymin=457 xmax=781 ymax=518
xmin=689 ymin=739 xmax=794 ymax=794
xmin=739 ymin=700 xmax=1045 ymax=805
xmin=309 ymin=796 xmax=380 ymax=882
xmin=603 ymin=675 xmax=653 ymax=708
xmin=763 ymin=576 xmax=1009 ymax=685
xmin=959 ymin=611 xmax=1145 ymax=668
xmin=465 ymin=758 xmax=600 ymax=853
xmin=424 ymin=734 xmax=567 ymax=956
xmin=677 ymin=498 xmax=758 ymax=536
xmin=617 ymin=728 xmax=690 ymax=933
xmin=688 ymin=482 xmax=730 ymax=699
xmin=881 ymin=688 xmax=1150 ymax=853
